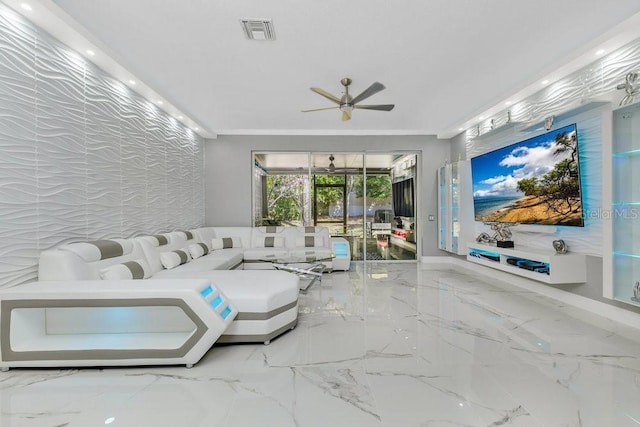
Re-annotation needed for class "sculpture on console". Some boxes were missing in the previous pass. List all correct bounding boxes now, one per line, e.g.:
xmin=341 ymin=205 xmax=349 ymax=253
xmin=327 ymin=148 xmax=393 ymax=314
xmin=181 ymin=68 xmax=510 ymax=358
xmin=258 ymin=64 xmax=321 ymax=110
xmin=476 ymin=222 xmax=517 ymax=248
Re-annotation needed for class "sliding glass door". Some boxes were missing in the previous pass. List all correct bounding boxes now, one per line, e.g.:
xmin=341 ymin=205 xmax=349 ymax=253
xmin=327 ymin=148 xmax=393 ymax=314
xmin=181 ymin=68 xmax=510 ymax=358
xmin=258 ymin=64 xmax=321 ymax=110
xmin=253 ymin=151 xmax=418 ymax=262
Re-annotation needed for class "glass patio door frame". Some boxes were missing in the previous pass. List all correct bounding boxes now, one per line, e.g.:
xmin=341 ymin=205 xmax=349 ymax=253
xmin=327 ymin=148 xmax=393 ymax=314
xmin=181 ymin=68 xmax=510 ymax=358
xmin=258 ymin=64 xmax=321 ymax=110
xmin=252 ymin=150 xmax=421 ymax=262
xmin=313 ymin=175 xmax=348 ymax=233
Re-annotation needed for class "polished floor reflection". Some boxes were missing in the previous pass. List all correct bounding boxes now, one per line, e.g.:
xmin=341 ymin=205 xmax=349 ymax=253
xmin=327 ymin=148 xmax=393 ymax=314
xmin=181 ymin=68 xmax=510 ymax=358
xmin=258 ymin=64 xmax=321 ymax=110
xmin=1 ymin=263 xmax=640 ymax=426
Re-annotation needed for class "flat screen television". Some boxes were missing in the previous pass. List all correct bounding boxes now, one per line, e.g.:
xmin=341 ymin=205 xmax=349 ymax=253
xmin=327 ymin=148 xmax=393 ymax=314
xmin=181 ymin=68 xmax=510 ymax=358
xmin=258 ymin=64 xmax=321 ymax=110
xmin=392 ymin=178 xmax=414 ymax=217
xmin=470 ymin=123 xmax=584 ymax=227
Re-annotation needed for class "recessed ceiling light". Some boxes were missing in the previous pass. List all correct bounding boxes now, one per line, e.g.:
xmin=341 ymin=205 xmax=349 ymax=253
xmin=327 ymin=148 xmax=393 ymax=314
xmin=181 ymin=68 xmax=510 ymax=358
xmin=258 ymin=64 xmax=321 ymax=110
xmin=596 ymin=49 xmax=605 ymax=55
xmin=505 ymin=101 xmax=512 ymax=106
xmin=178 ymin=115 xmax=184 ymax=119
xmin=157 ymin=100 xmax=163 ymax=105
xmin=194 ymin=127 xmax=199 ymax=131
xmin=458 ymin=127 xmax=464 ymax=131
xmin=128 ymin=80 xmax=136 ymax=85
xmin=542 ymin=80 xmax=549 ymax=85
xmin=86 ymin=49 xmax=95 ymax=56
xmin=479 ymin=116 xmax=484 ymax=120
xmin=20 ymin=3 xmax=32 ymax=11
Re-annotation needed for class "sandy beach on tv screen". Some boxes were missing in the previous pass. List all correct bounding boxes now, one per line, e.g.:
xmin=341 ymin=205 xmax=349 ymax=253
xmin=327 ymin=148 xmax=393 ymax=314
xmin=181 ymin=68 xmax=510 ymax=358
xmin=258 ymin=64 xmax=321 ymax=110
xmin=479 ymin=195 xmax=583 ymax=225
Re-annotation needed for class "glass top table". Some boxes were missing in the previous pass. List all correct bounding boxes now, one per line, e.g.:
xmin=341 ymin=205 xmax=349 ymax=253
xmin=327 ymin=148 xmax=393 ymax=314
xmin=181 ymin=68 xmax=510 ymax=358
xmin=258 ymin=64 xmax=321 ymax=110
xmin=259 ymin=255 xmax=334 ymax=292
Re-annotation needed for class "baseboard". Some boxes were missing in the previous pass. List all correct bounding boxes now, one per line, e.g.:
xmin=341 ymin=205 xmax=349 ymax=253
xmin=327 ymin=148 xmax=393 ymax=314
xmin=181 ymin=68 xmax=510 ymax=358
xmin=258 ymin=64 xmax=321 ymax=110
xmin=420 ymin=256 xmax=454 ymax=264
xmin=420 ymin=256 xmax=640 ymax=333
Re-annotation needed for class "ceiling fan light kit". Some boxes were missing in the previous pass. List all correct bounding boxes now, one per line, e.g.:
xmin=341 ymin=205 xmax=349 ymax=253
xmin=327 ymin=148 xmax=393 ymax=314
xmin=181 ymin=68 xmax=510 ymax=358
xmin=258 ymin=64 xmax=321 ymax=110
xmin=302 ymin=77 xmax=395 ymax=121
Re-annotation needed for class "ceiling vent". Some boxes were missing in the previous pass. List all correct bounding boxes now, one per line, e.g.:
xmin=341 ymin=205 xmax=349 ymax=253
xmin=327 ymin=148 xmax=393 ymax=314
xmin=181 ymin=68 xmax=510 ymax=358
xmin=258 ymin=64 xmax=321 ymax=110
xmin=240 ymin=19 xmax=276 ymax=41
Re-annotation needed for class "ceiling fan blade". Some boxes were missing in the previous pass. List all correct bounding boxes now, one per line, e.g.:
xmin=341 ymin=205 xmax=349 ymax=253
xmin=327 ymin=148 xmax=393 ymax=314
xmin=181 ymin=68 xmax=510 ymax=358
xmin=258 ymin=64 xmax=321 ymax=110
xmin=302 ymin=106 xmax=340 ymax=112
xmin=351 ymin=82 xmax=385 ymax=105
xmin=310 ymin=87 xmax=341 ymax=104
xmin=353 ymin=104 xmax=395 ymax=111
xmin=342 ymin=110 xmax=352 ymax=121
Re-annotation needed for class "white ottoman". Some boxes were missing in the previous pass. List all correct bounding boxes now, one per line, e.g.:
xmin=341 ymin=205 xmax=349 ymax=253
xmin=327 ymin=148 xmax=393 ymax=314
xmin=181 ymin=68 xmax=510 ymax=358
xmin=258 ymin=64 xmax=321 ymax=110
xmin=171 ymin=270 xmax=300 ymax=345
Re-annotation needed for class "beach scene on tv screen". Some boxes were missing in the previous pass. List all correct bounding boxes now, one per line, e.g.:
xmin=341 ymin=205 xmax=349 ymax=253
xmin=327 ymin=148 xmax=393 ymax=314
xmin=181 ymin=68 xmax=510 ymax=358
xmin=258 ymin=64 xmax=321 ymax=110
xmin=471 ymin=123 xmax=584 ymax=226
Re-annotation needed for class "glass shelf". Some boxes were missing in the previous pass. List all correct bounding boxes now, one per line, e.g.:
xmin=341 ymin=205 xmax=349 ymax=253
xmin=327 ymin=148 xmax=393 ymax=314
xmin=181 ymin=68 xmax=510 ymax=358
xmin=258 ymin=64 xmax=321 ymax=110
xmin=613 ymin=252 xmax=640 ymax=258
xmin=612 ymin=102 xmax=640 ymax=306
xmin=613 ymin=148 xmax=640 ymax=157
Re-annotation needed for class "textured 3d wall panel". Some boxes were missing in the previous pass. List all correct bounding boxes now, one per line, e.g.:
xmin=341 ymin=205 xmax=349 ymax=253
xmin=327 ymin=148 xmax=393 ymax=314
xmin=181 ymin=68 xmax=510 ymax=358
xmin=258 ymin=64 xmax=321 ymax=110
xmin=463 ymin=37 xmax=640 ymax=258
xmin=0 ymin=7 xmax=205 ymax=288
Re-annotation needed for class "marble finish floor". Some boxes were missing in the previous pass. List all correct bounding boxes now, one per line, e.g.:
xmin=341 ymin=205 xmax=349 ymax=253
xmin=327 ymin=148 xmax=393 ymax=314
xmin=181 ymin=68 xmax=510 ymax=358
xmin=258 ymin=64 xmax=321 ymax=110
xmin=1 ymin=263 xmax=640 ymax=426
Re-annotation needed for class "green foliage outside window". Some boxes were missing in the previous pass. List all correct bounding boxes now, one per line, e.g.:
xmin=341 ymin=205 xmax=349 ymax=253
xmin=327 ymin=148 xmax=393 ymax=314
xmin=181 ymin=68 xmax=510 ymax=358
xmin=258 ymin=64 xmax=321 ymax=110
xmin=266 ymin=175 xmax=304 ymax=223
xmin=266 ymin=173 xmax=393 ymax=223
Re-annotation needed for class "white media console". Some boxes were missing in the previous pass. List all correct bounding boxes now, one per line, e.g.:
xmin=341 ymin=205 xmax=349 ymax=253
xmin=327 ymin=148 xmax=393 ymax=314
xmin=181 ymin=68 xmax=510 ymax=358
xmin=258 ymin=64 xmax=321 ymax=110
xmin=467 ymin=242 xmax=586 ymax=284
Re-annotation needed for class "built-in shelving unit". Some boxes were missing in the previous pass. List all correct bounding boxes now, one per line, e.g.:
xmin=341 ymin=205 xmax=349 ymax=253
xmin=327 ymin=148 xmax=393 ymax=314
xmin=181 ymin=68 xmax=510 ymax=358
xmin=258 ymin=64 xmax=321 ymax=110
xmin=467 ymin=242 xmax=586 ymax=284
xmin=610 ymin=101 xmax=640 ymax=307
xmin=438 ymin=161 xmax=474 ymax=255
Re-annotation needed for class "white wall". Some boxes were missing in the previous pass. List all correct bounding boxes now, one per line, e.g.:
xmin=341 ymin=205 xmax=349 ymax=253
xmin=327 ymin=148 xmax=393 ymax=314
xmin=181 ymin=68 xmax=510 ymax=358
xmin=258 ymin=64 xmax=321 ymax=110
xmin=204 ymin=135 xmax=450 ymax=256
xmin=0 ymin=6 xmax=205 ymax=288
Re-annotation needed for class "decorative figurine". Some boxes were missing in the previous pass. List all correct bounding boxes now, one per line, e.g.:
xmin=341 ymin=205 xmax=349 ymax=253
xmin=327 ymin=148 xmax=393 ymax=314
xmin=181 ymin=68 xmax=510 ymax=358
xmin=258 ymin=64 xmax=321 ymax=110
xmin=633 ymin=281 xmax=640 ymax=303
xmin=477 ymin=222 xmax=517 ymax=247
xmin=617 ymin=72 xmax=639 ymax=106
xmin=552 ymin=239 xmax=568 ymax=254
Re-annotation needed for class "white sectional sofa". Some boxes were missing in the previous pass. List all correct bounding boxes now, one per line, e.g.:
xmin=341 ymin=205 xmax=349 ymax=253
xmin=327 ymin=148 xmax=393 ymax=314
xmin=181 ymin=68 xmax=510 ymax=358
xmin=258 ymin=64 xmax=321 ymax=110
xmin=1 ymin=226 xmax=350 ymax=369
xmin=37 ymin=231 xmax=301 ymax=346
xmin=36 ymin=226 xmax=348 ymax=345
xmin=190 ymin=226 xmax=338 ymax=270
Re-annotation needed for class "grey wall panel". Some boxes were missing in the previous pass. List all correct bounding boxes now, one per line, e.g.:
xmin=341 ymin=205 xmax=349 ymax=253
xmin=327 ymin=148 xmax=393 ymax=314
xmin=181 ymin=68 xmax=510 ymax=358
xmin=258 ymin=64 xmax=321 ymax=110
xmin=0 ymin=6 xmax=204 ymax=288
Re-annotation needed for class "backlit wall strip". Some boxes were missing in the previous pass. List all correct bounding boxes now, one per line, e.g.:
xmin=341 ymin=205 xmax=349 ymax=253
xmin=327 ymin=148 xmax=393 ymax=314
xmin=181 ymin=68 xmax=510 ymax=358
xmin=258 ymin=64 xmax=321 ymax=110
xmin=0 ymin=6 xmax=205 ymax=288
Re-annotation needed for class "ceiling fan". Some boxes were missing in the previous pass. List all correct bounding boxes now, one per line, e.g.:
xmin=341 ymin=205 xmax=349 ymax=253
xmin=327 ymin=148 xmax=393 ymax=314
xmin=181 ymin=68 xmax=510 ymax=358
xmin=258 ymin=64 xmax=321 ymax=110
xmin=318 ymin=154 xmax=358 ymax=174
xmin=302 ymin=78 xmax=395 ymax=121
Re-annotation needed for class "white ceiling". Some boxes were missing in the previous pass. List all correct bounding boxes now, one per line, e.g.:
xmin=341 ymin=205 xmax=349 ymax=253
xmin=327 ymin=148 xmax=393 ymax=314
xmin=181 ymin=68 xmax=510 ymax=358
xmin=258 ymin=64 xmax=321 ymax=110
xmin=14 ymin=1 xmax=640 ymax=138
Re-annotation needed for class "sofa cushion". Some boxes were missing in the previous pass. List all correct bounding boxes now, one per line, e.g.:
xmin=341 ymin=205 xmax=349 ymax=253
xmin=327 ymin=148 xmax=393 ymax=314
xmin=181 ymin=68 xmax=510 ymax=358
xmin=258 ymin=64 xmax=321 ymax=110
xmin=175 ymin=230 xmax=196 ymax=242
xmin=99 ymin=259 xmax=151 ymax=280
xmin=60 ymin=239 xmax=133 ymax=262
xmin=151 ymin=257 xmax=230 ymax=277
xmin=172 ymin=270 xmax=299 ymax=313
xmin=203 ymin=248 xmax=244 ymax=269
xmin=243 ymin=247 xmax=289 ymax=261
xmin=254 ymin=236 xmax=285 ymax=248
xmin=191 ymin=227 xmax=217 ymax=248
xmin=295 ymin=236 xmax=325 ymax=248
xmin=138 ymin=234 xmax=170 ymax=248
xmin=256 ymin=226 xmax=285 ymax=234
xmin=188 ymin=242 xmax=209 ymax=259
xmin=160 ymin=249 xmax=191 ymax=269
xmin=289 ymin=248 xmax=334 ymax=260
xmin=212 ymin=237 xmax=242 ymax=250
